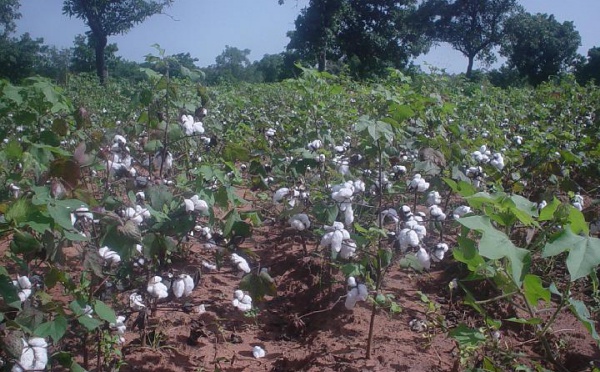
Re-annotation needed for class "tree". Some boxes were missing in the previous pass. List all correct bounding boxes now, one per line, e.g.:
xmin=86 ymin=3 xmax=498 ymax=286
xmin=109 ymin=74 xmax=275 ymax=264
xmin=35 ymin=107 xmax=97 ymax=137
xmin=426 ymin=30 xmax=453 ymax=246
xmin=0 ymin=0 xmax=20 ymax=37
xmin=287 ymin=0 xmax=430 ymax=78
xmin=0 ymin=33 xmax=46 ymax=82
xmin=501 ymin=13 xmax=581 ymax=85
xmin=62 ymin=0 xmax=173 ymax=84
xmin=254 ymin=53 xmax=286 ymax=82
xmin=70 ymin=34 xmax=119 ymax=74
xmin=422 ymin=0 xmax=520 ymax=77
xmin=576 ymin=47 xmax=600 ymax=85
xmin=204 ymin=45 xmax=253 ymax=84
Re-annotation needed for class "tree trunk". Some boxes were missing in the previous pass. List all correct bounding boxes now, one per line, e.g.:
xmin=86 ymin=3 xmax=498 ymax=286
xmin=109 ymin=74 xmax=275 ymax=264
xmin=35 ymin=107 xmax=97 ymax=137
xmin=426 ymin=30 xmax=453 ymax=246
xmin=466 ymin=55 xmax=475 ymax=78
xmin=95 ymin=34 xmax=108 ymax=84
xmin=318 ymin=40 xmax=327 ymax=72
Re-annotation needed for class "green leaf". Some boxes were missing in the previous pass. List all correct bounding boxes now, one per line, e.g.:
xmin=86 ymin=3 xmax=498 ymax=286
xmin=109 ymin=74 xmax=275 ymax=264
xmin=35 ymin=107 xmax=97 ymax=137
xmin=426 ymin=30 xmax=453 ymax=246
xmin=47 ymin=204 xmax=74 ymax=230
xmin=542 ymin=227 xmax=600 ymax=281
xmin=449 ymin=324 xmax=486 ymax=347
xmin=458 ymin=215 xmax=530 ymax=285
xmin=77 ymin=315 xmax=103 ymax=331
xmin=505 ymin=317 xmax=543 ymax=325
xmin=522 ymin=274 xmax=550 ymax=307
xmin=34 ymin=315 xmax=67 ymax=342
xmin=568 ymin=298 xmax=600 ymax=342
xmin=10 ymin=230 xmax=41 ymax=254
xmin=54 ymin=351 xmax=88 ymax=372
xmin=239 ymin=272 xmax=276 ymax=301
xmin=568 ymin=207 xmax=589 ymax=235
xmin=94 ymin=300 xmax=116 ymax=323
xmin=0 ymin=274 xmax=20 ymax=308
xmin=539 ymin=197 xmax=560 ymax=221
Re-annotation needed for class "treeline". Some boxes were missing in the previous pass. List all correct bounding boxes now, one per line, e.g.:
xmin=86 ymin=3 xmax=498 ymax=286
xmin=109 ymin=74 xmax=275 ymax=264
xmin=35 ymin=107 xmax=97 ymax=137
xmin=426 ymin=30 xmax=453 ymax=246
xmin=1 ymin=0 xmax=599 ymax=87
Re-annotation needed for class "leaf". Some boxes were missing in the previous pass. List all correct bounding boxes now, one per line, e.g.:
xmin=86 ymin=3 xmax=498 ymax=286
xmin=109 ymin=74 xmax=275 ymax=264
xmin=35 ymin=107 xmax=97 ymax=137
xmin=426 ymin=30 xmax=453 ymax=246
xmin=239 ymin=273 xmax=276 ymax=301
xmin=542 ymin=227 xmax=600 ymax=281
xmin=449 ymin=324 xmax=486 ymax=347
xmin=47 ymin=204 xmax=74 ymax=231
xmin=0 ymin=274 xmax=20 ymax=308
xmin=94 ymin=300 xmax=117 ymax=323
xmin=505 ymin=317 xmax=543 ymax=325
xmin=34 ymin=315 xmax=68 ymax=342
xmin=458 ymin=215 xmax=530 ymax=285
xmin=54 ymin=352 xmax=88 ymax=372
xmin=539 ymin=197 xmax=560 ymax=221
xmin=522 ymin=274 xmax=550 ymax=307
xmin=568 ymin=298 xmax=600 ymax=342
xmin=10 ymin=230 xmax=41 ymax=254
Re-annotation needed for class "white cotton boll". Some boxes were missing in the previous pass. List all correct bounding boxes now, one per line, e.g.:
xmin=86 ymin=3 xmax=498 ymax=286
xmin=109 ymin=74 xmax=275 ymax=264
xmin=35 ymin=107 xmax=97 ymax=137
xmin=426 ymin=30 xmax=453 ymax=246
xmin=182 ymin=274 xmax=194 ymax=296
xmin=572 ymin=193 xmax=584 ymax=211
xmin=408 ymin=174 xmax=422 ymax=191
xmin=339 ymin=239 xmax=356 ymax=259
xmin=289 ymin=214 xmax=311 ymax=231
xmin=429 ymin=205 xmax=446 ymax=221
xmin=129 ymin=293 xmax=146 ymax=311
xmin=380 ymin=208 xmax=399 ymax=224
xmin=17 ymin=275 xmax=31 ymax=290
xmin=17 ymin=288 xmax=31 ymax=302
xmin=490 ymin=153 xmax=504 ymax=171
xmin=231 ymin=253 xmax=251 ymax=273
xmin=453 ymin=205 xmax=472 ymax=219
xmin=172 ymin=278 xmax=185 ymax=298
xmin=273 ymin=187 xmax=290 ymax=203
xmin=232 ymin=290 xmax=252 ymax=311
xmin=392 ymin=165 xmax=407 ymax=175
xmin=416 ymin=247 xmax=431 ymax=270
xmin=344 ymin=205 xmax=354 ymax=226
xmin=412 ymin=224 xmax=427 ymax=240
xmin=202 ymin=260 xmax=217 ymax=271
xmin=113 ymin=134 xmax=127 ymax=145
xmin=356 ymin=284 xmax=368 ymax=301
xmin=398 ymin=228 xmax=420 ymax=252
xmin=265 ymin=128 xmax=276 ymax=137
xmin=347 ymin=276 xmax=357 ymax=288
xmin=252 ymin=346 xmax=266 ymax=359
xmin=316 ymin=153 xmax=326 ymax=163
xmin=466 ymin=166 xmax=482 ymax=178
xmin=330 ymin=230 xmax=344 ymax=253
xmin=99 ymin=246 xmax=121 ymax=265
xmin=537 ymin=200 xmax=547 ymax=211
xmin=320 ymin=232 xmax=333 ymax=248
xmin=432 ymin=243 xmax=449 ymax=262
xmin=345 ymin=288 xmax=359 ymax=310
xmin=353 ymin=180 xmax=365 ymax=192
xmin=336 ymin=161 xmax=350 ymax=176
xmin=308 ymin=139 xmax=322 ymax=150
xmin=147 ymin=276 xmax=169 ymax=299
xmin=135 ymin=205 xmax=151 ymax=220
xmin=183 ymin=198 xmax=195 ymax=212
xmin=17 ymin=344 xmax=35 ymax=371
xmin=110 ymin=315 xmax=127 ymax=335
xmin=332 ymin=187 xmax=353 ymax=203
xmin=426 ymin=191 xmax=441 ymax=206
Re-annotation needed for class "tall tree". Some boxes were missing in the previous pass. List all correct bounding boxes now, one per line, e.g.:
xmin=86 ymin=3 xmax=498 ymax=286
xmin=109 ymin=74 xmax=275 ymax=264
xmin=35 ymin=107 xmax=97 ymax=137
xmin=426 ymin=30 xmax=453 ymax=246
xmin=422 ymin=0 xmax=520 ymax=77
xmin=576 ymin=47 xmax=600 ymax=85
xmin=62 ymin=0 xmax=173 ymax=84
xmin=501 ymin=13 xmax=581 ymax=85
xmin=0 ymin=0 xmax=20 ymax=37
xmin=287 ymin=0 xmax=430 ymax=77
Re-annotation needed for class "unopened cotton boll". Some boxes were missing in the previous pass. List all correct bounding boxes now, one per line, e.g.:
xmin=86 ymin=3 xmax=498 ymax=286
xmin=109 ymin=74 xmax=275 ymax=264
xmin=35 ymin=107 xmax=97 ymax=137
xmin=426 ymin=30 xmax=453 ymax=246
xmin=231 ymin=253 xmax=251 ymax=273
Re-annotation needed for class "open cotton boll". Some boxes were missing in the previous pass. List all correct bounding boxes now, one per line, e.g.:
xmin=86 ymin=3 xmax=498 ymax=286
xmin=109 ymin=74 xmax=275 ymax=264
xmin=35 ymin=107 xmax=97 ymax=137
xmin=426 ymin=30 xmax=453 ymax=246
xmin=416 ymin=247 xmax=431 ymax=270
xmin=172 ymin=274 xmax=195 ymax=298
xmin=189 ymin=195 xmax=209 ymax=213
xmin=13 ymin=275 xmax=32 ymax=302
xmin=231 ymin=253 xmax=251 ymax=273
xmin=99 ymin=246 xmax=121 ymax=265
xmin=572 ymin=193 xmax=584 ymax=211
xmin=232 ymin=290 xmax=252 ymax=311
xmin=252 ymin=345 xmax=266 ymax=358
xmin=265 ymin=128 xmax=276 ymax=137
xmin=123 ymin=207 xmax=144 ymax=226
xmin=129 ymin=293 xmax=146 ymax=311
xmin=339 ymin=240 xmax=357 ymax=259
xmin=380 ymin=208 xmax=399 ymax=224
xmin=14 ymin=337 xmax=48 ymax=372
xmin=273 ymin=187 xmax=290 ymax=203
xmin=429 ymin=205 xmax=446 ymax=221
xmin=453 ymin=205 xmax=472 ymax=219
xmin=398 ymin=228 xmax=420 ymax=252
xmin=289 ymin=213 xmax=311 ymax=231
xmin=426 ymin=191 xmax=442 ymax=206
xmin=490 ymin=153 xmax=504 ymax=171
xmin=147 ymin=276 xmax=169 ymax=299
xmin=347 ymin=276 xmax=357 ymax=288
xmin=307 ymin=139 xmax=322 ymax=151
xmin=400 ymin=205 xmax=413 ymax=221
xmin=110 ymin=315 xmax=127 ymax=335
xmin=432 ymin=243 xmax=449 ymax=262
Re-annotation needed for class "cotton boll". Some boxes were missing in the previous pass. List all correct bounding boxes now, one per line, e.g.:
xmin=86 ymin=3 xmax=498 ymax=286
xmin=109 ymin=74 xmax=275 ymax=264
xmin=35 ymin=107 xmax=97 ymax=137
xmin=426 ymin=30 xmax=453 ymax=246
xmin=330 ymin=230 xmax=344 ymax=253
xmin=490 ymin=153 xmax=504 ymax=171
xmin=429 ymin=205 xmax=446 ymax=221
xmin=431 ymin=243 xmax=449 ymax=262
xmin=147 ymin=276 xmax=169 ymax=299
xmin=416 ymin=247 xmax=431 ymax=270
xmin=232 ymin=290 xmax=252 ymax=311
xmin=380 ymin=208 xmax=399 ymax=224
xmin=273 ymin=187 xmax=290 ymax=203
xmin=16 ymin=275 xmax=31 ymax=290
xmin=308 ymin=139 xmax=323 ymax=150
xmin=99 ymin=246 xmax=121 ymax=265
xmin=345 ymin=288 xmax=359 ymax=310
xmin=572 ymin=193 xmax=584 ymax=211
xmin=231 ymin=253 xmax=251 ymax=273
xmin=289 ymin=213 xmax=311 ymax=231
xmin=453 ymin=205 xmax=472 ymax=219
xmin=339 ymin=240 xmax=357 ymax=259
xmin=426 ymin=191 xmax=441 ymax=206
xmin=129 ymin=293 xmax=146 ymax=311
xmin=252 ymin=346 xmax=266 ymax=359
xmin=343 ymin=204 xmax=354 ymax=226
xmin=347 ymin=276 xmax=357 ymax=288
xmin=110 ymin=315 xmax=127 ymax=335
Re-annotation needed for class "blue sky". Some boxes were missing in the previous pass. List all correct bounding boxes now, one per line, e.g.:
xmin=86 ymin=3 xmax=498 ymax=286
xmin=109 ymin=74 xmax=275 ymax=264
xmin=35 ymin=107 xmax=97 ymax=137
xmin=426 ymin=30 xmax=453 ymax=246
xmin=15 ymin=0 xmax=600 ymax=74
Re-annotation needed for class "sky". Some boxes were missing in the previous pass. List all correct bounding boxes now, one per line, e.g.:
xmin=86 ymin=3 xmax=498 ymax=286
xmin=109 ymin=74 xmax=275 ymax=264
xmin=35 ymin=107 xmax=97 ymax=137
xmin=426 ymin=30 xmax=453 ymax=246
xmin=14 ymin=0 xmax=600 ymax=74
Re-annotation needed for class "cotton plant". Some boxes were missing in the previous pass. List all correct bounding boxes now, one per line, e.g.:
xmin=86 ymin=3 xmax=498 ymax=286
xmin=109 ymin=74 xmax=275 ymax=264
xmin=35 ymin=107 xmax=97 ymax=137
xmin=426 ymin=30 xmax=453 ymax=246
xmin=331 ymin=180 xmax=363 ymax=226
xmin=12 ymin=337 xmax=48 ymax=372
xmin=344 ymin=276 xmax=368 ymax=310
xmin=232 ymin=289 xmax=252 ymax=311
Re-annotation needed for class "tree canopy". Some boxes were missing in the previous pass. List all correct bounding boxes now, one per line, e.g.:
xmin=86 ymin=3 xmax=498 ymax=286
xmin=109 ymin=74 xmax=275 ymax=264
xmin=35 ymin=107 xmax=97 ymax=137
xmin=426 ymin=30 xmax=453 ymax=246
xmin=501 ymin=12 xmax=581 ymax=85
xmin=287 ymin=0 xmax=430 ymax=78
xmin=62 ymin=0 xmax=173 ymax=84
xmin=421 ymin=0 xmax=521 ymax=77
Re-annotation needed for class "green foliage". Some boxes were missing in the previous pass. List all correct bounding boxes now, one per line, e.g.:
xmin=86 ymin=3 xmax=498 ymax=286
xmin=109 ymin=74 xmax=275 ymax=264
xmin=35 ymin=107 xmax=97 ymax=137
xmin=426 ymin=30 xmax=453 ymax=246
xmin=501 ymin=12 xmax=581 ymax=85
